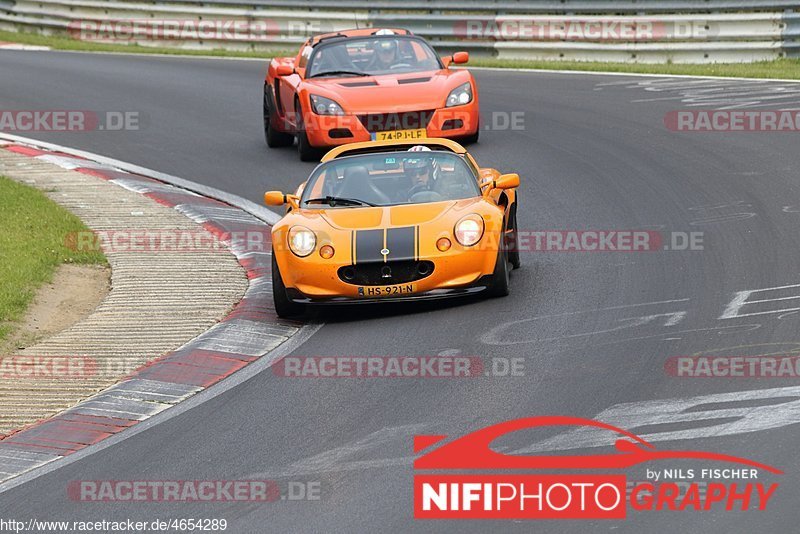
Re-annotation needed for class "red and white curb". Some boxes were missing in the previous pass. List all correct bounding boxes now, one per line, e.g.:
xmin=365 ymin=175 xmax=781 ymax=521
xmin=0 ymin=136 xmax=302 ymax=482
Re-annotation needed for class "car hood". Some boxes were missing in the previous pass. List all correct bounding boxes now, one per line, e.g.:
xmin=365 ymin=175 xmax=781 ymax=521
xmin=304 ymin=70 xmax=469 ymax=113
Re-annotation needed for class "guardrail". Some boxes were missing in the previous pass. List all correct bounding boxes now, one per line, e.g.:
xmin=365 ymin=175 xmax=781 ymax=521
xmin=0 ymin=1 xmax=797 ymax=63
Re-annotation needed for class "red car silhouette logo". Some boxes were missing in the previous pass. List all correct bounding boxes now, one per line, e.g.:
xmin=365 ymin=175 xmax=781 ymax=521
xmin=414 ymin=416 xmax=782 ymax=473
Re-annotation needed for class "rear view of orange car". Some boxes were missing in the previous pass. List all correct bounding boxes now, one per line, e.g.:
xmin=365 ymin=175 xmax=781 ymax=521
xmin=263 ymin=28 xmax=480 ymax=161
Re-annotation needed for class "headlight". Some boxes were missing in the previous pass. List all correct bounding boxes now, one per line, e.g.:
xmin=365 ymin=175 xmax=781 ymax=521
xmin=446 ymin=82 xmax=473 ymax=108
xmin=310 ymin=95 xmax=344 ymax=115
xmin=454 ymin=214 xmax=484 ymax=246
xmin=288 ymin=226 xmax=316 ymax=257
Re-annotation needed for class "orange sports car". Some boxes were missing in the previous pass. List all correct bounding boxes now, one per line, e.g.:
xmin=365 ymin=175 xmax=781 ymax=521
xmin=264 ymin=138 xmax=520 ymax=317
xmin=263 ymin=28 xmax=480 ymax=161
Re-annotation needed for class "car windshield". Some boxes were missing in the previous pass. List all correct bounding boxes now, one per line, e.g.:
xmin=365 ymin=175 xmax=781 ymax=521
xmin=301 ymin=151 xmax=481 ymax=208
xmin=306 ymin=35 xmax=442 ymax=77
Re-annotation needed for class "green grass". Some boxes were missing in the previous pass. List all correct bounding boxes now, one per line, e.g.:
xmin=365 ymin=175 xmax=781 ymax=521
xmin=0 ymin=29 xmax=289 ymax=58
xmin=467 ymin=56 xmax=800 ymax=80
xmin=0 ymin=176 xmax=106 ymax=341
xmin=3 ymin=28 xmax=800 ymax=79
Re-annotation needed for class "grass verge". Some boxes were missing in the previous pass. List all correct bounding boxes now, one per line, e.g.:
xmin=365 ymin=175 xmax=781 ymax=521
xmin=0 ymin=176 xmax=106 ymax=342
xmin=467 ymin=57 xmax=800 ymax=80
xmin=0 ymin=29 xmax=289 ymax=58
xmin=2 ymin=29 xmax=800 ymax=79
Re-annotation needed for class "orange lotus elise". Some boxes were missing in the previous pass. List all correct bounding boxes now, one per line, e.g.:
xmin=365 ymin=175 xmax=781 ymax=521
xmin=264 ymin=138 xmax=519 ymax=318
xmin=263 ymin=28 xmax=480 ymax=161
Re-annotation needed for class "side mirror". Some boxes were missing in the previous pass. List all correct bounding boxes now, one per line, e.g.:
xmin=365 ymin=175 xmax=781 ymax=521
xmin=494 ymin=173 xmax=519 ymax=189
xmin=264 ymin=191 xmax=287 ymax=206
xmin=482 ymin=174 xmax=518 ymax=196
xmin=452 ymin=51 xmax=469 ymax=65
xmin=265 ymin=191 xmax=300 ymax=210
xmin=276 ymin=64 xmax=294 ymax=77
xmin=494 ymin=173 xmax=520 ymax=190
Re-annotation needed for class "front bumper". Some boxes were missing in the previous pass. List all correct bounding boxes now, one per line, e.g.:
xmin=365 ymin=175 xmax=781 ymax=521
xmin=303 ymin=100 xmax=480 ymax=147
xmin=286 ymin=280 xmax=491 ymax=305
xmin=275 ymin=245 xmax=499 ymax=304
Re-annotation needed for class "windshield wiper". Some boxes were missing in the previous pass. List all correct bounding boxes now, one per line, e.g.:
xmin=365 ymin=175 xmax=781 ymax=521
xmin=308 ymin=70 xmax=370 ymax=78
xmin=305 ymin=196 xmax=376 ymax=207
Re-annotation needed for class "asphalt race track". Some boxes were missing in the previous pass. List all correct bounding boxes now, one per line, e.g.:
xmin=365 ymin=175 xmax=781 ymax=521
xmin=2 ymin=50 xmax=800 ymax=532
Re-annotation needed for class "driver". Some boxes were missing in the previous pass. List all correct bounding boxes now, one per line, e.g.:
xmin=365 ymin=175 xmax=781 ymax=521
xmin=405 ymin=146 xmax=438 ymax=199
xmin=368 ymin=31 xmax=400 ymax=71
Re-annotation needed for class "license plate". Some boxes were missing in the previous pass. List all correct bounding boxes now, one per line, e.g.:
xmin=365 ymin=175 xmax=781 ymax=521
xmin=357 ymin=284 xmax=415 ymax=297
xmin=371 ymin=129 xmax=427 ymax=141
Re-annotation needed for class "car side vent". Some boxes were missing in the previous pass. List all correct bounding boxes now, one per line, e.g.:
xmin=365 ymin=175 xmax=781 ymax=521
xmin=398 ymin=77 xmax=431 ymax=84
xmin=339 ymin=81 xmax=379 ymax=87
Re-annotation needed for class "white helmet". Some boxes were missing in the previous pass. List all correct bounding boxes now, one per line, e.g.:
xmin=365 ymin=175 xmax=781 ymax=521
xmin=405 ymin=146 xmax=438 ymax=181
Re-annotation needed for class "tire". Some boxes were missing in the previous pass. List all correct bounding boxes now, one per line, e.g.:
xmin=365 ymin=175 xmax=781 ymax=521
xmin=487 ymin=243 xmax=510 ymax=298
xmin=459 ymin=119 xmax=480 ymax=145
xmin=507 ymin=206 xmax=521 ymax=269
xmin=272 ymin=253 xmax=305 ymax=318
xmin=296 ymin=101 xmax=325 ymax=161
xmin=297 ymin=127 xmax=324 ymax=162
xmin=264 ymin=86 xmax=293 ymax=148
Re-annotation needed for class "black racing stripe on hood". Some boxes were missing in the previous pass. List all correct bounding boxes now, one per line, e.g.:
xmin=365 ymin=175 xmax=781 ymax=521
xmin=386 ymin=226 xmax=416 ymax=262
xmin=415 ymin=225 xmax=420 ymax=261
xmin=355 ymin=229 xmax=385 ymax=264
